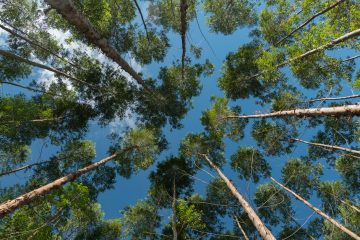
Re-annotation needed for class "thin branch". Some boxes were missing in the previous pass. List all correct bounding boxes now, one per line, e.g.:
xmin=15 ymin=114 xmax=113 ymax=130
xmin=132 ymin=0 xmax=150 ymax=42
xmin=307 ymin=94 xmax=360 ymax=103
xmin=274 ymin=0 xmax=346 ymax=46
xmin=291 ymin=138 xmax=360 ymax=155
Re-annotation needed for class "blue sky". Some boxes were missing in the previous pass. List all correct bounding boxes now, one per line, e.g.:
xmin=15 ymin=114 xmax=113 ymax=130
xmin=1 ymin=1 xmax=359 ymax=237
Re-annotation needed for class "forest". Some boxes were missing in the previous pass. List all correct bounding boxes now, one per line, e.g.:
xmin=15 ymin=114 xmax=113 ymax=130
xmin=0 ymin=0 xmax=359 ymax=239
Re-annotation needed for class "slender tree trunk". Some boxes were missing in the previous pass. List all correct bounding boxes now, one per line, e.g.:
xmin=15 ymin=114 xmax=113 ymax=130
xmin=227 ymin=104 xmax=360 ymax=119
xmin=0 ymin=147 xmax=133 ymax=218
xmin=274 ymin=0 xmax=346 ymax=46
xmin=0 ymin=117 xmax=63 ymax=124
xmin=0 ymin=161 xmax=49 ymax=177
xmin=132 ymin=0 xmax=149 ymax=42
xmin=271 ymin=177 xmax=360 ymax=240
xmin=307 ymin=94 xmax=360 ymax=103
xmin=340 ymin=200 xmax=360 ymax=213
xmin=251 ymin=28 xmax=360 ymax=79
xmin=180 ymin=0 xmax=187 ymax=79
xmin=0 ymin=22 xmax=78 ymax=68
xmin=0 ymin=49 xmax=96 ymax=89
xmin=202 ymin=154 xmax=276 ymax=240
xmin=291 ymin=138 xmax=360 ymax=155
xmin=172 ymin=177 xmax=178 ymax=240
xmin=0 ymin=81 xmax=58 ymax=96
xmin=234 ymin=215 xmax=249 ymax=240
xmin=44 ymin=0 xmax=147 ymax=89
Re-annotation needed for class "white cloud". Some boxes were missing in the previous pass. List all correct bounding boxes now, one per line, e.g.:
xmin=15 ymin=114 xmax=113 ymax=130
xmin=109 ymin=108 xmax=137 ymax=134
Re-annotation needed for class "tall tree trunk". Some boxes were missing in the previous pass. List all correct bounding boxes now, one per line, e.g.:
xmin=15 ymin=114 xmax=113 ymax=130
xmin=271 ymin=177 xmax=360 ymax=240
xmin=307 ymin=94 xmax=360 ymax=103
xmin=180 ymin=0 xmax=187 ymax=79
xmin=291 ymin=138 xmax=360 ymax=155
xmin=0 ymin=161 xmax=49 ymax=177
xmin=132 ymin=0 xmax=149 ymax=42
xmin=0 ymin=147 xmax=133 ymax=218
xmin=172 ymin=177 xmax=178 ymax=240
xmin=251 ymin=28 xmax=360 ymax=79
xmin=274 ymin=0 xmax=346 ymax=46
xmin=0 ymin=49 xmax=96 ymax=89
xmin=44 ymin=0 xmax=147 ymax=89
xmin=234 ymin=215 xmax=249 ymax=240
xmin=0 ymin=22 xmax=78 ymax=68
xmin=227 ymin=104 xmax=360 ymax=119
xmin=202 ymin=154 xmax=276 ymax=240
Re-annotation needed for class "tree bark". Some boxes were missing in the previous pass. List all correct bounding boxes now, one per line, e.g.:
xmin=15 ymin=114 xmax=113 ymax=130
xmin=307 ymin=94 xmax=360 ymax=103
xmin=291 ymin=138 xmax=360 ymax=155
xmin=0 ymin=147 xmax=133 ymax=218
xmin=0 ymin=49 xmax=96 ymax=89
xmin=271 ymin=177 xmax=360 ymax=240
xmin=172 ymin=177 xmax=178 ymax=240
xmin=227 ymin=104 xmax=360 ymax=119
xmin=180 ymin=0 xmax=187 ymax=79
xmin=44 ymin=0 xmax=147 ymax=89
xmin=202 ymin=154 xmax=276 ymax=240
xmin=274 ymin=0 xmax=346 ymax=46
xmin=234 ymin=215 xmax=249 ymax=240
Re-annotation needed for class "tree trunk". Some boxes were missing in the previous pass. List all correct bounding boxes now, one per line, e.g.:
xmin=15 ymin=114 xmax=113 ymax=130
xmin=227 ymin=104 xmax=360 ymax=119
xmin=0 ymin=147 xmax=133 ymax=218
xmin=271 ymin=177 xmax=360 ymax=240
xmin=132 ymin=0 xmax=149 ymax=41
xmin=0 ymin=161 xmax=48 ymax=177
xmin=202 ymin=154 xmax=276 ymax=240
xmin=44 ymin=0 xmax=146 ymax=89
xmin=234 ymin=215 xmax=249 ymax=240
xmin=274 ymin=0 xmax=346 ymax=46
xmin=251 ymin=28 xmax=360 ymax=79
xmin=291 ymin=138 xmax=360 ymax=155
xmin=172 ymin=177 xmax=178 ymax=240
xmin=307 ymin=94 xmax=360 ymax=103
xmin=180 ymin=0 xmax=187 ymax=79
xmin=0 ymin=22 xmax=78 ymax=68
xmin=0 ymin=49 xmax=96 ymax=89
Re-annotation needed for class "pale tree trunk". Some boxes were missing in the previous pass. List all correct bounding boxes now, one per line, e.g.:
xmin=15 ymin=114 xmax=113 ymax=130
xmin=0 ymin=147 xmax=133 ymax=218
xmin=44 ymin=0 xmax=146 ymax=89
xmin=202 ymin=154 xmax=276 ymax=240
xmin=307 ymin=94 xmax=360 ymax=103
xmin=292 ymin=138 xmax=360 ymax=155
xmin=234 ymin=215 xmax=249 ymax=240
xmin=0 ymin=49 xmax=96 ymax=89
xmin=251 ymin=28 xmax=360 ymax=79
xmin=172 ymin=177 xmax=178 ymax=240
xmin=340 ymin=200 xmax=360 ymax=213
xmin=274 ymin=0 xmax=346 ymax=46
xmin=271 ymin=177 xmax=360 ymax=240
xmin=227 ymin=104 xmax=360 ymax=119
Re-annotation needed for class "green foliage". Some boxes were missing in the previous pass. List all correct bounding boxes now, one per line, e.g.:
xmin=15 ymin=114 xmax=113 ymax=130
xmin=201 ymin=97 xmax=247 ymax=141
xmin=111 ymin=128 xmax=160 ymax=178
xmin=254 ymin=183 xmax=293 ymax=226
xmin=281 ymin=158 xmax=323 ymax=199
xmin=271 ymin=88 xmax=302 ymax=111
xmin=251 ymin=120 xmax=296 ymax=156
xmin=176 ymin=199 xmax=206 ymax=233
xmin=335 ymin=155 xmax=360 ymax=193
xmin=230 ymin=147 xmax=271 ymax=183
xmin=133 ymin=30 xmax=169 ymax=65
xmin=219 ymin=41 xmax=264 ymax=99
xmin=203 ymin=0 xmax=257 ymax=35
xmin=120 ymin=200 xmax=160 ymax=239
xmin=317 ymin=181 xmax=349 ymax=217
